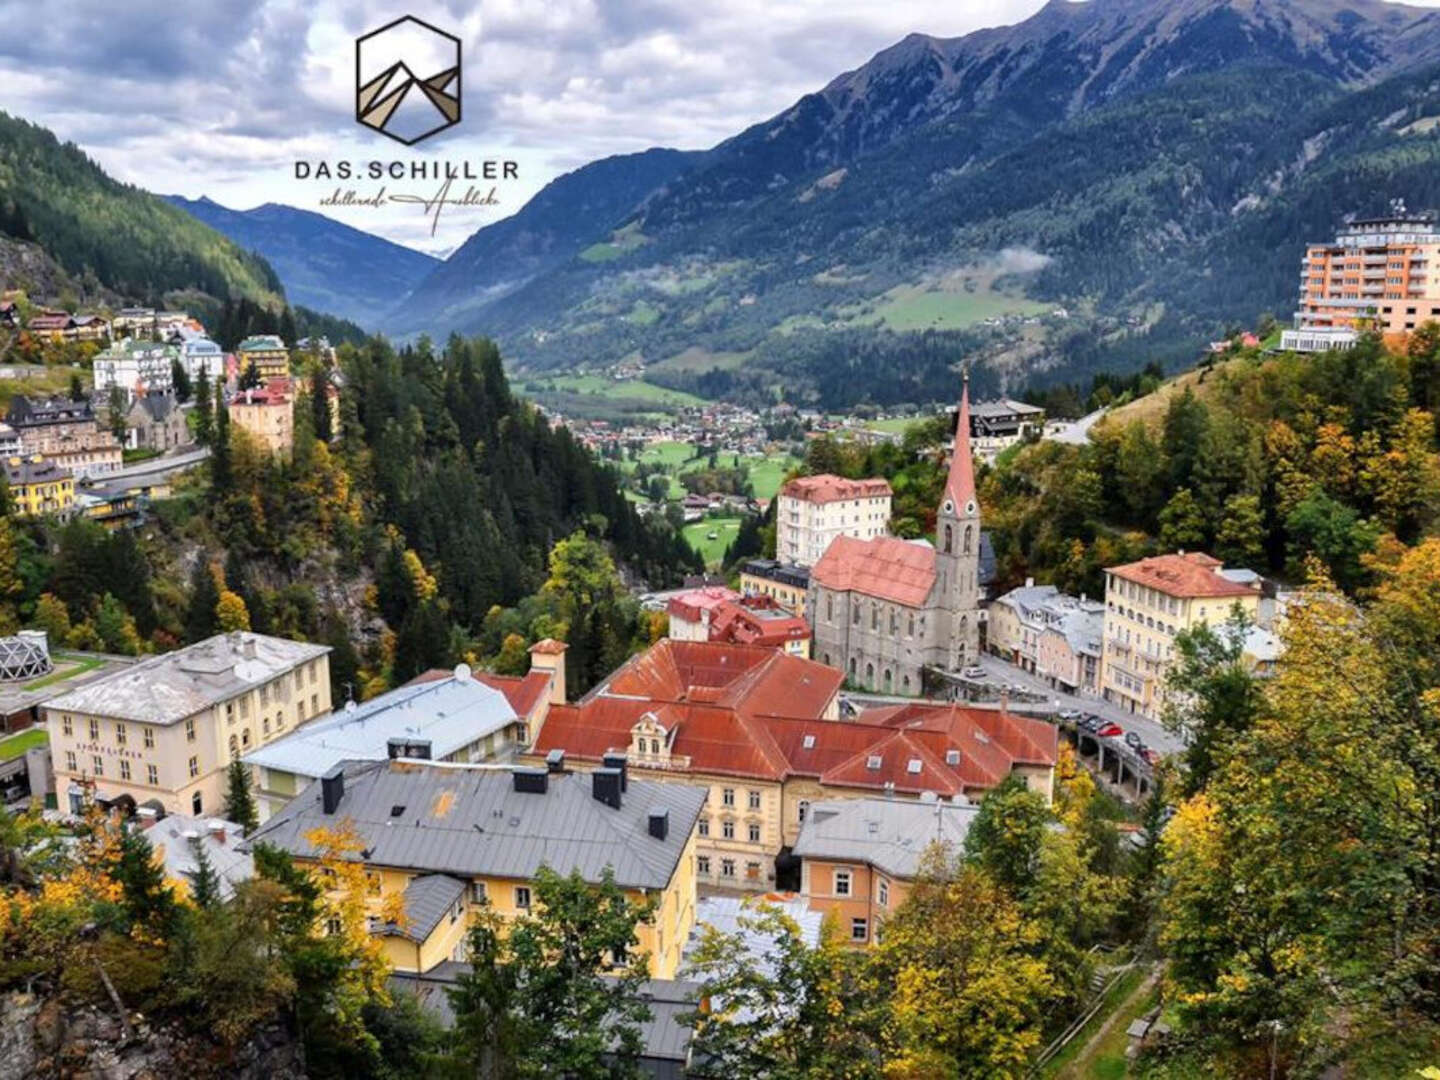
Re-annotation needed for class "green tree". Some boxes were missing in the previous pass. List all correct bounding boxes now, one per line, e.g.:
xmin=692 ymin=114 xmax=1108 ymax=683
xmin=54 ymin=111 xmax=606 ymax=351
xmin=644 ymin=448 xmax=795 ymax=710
xmin=311 ymin=365 xmax=334 ymax=442
xmin=1284 ymin=489 xmax=1379 ymax=593
xmin=1213 ymin=493 xmax=1265 ymax=569
xmin=106 ymin=384 xmax=127 ymax=439
xmin=223 ymin=759 xmax=259 ymax=836
xmin=108 ymin=820 xmax=177 ymax=934
xmin=185 ymin=833 xmax=222 ymax=909
xmin=447 ymin=866 xmax=655 ymax=1080
xmin=1162 ymin=609 xmax=1262 ymax=796
xmin=1158 ymin=487 xmax=1207 ymax=551
xmin=963 ymin=775 xmax=1050 ymax=896
xmin=93 ymin=592 xmax=141 ymax=655
xmin=185 ymin=560 xmax=221 ymax=642
xmin=171 ymin=356 xmax=192 ymax=403
xmin=210 ymin=380 xmax=232 ymax=493
xmin=194 ymin=363 xmax=213 ymax=445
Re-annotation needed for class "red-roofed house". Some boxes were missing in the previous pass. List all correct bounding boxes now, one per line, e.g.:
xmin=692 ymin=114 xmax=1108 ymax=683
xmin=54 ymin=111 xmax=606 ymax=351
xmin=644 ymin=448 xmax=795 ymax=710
xmin=1100 ymin=550 xmax=1264 ymax=719
xmin=665 ymin=586 xmax=741 ymax=641
xmin=526 ymin=636 xmax=1055 ymax=892
xmin=776 ymin=474 xmax=893 ymax=566
xmin=809 ymin=375 xmax=983 ymax=694
xmin=708 ymin=596 xmax=811 ymax=657
xmin=408 ymin=639 xmax=568 ymax=740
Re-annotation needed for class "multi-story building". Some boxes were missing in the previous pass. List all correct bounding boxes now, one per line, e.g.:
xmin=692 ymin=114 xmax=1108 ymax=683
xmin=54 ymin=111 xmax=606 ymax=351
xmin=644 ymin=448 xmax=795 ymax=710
xmin=969 ymin=399 xmax=1045 ymax=462
xmin=43 ymin=631 xmax=332 ymax=818
xmin=0 ymin=422 xmax=20 ymax=458
xmin=228 ymin=384 xmax=294 ymax=455
xmin=244 ymin=662 xmax=527 ymax=822
xmin=794 ymin=795 xmax=979 ymax=946
xmin=776 ymin=475 xmax=893 ymax=567
xmin=235 ymin=334 xmax=290 ymax=382
xmin=708 ymin=596 xmax=812 ymax=657
xmin=809 ymin=378 xmax=983 ymax=693
xmin=1099 ymin=552 xmax=1263 ymax=719
xmin=528 ymin=638 xmax=1056 ymax=893
xmin=6 ymin=395 xmax=100 ymax=454
xmin=246 ymin=759 xmax=706 ymax=979
xmin=92 ymin=339 xmax=177 ymax=401
xmin=1284 ymin=204 xmax=1440 ymax=352
xmin=178 ymin=336 xmax=225 ymax=385
xmin=3 ymin=455 xmax=74 ymax=516
xmin=989 ymin=581 xmax=1105 ymax=693
xmin=739 ymin=559 xmax=810 ymax=618
xmin=124 ymin=394 xmax=189 ymax=452
xmin=665 ymin=586 xmax=741 ymax=641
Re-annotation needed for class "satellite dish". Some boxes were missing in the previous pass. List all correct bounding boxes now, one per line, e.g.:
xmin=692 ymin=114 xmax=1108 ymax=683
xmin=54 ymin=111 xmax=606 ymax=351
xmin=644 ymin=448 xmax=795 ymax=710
xmin=454 ymin=662 xmax=472 ymax=682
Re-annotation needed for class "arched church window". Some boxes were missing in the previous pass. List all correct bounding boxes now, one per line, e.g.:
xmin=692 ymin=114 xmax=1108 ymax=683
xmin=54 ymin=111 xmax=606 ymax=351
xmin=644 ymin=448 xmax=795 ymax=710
xmin=944 ymin=525 xmax=953 ymax=553
xmin=963 ymin=525 xmax=973 ymax=554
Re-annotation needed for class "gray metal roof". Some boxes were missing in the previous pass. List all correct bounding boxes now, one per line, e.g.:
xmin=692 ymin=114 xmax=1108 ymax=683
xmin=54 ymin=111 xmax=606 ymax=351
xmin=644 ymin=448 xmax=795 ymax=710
xmin=147 ymin=814 xmax=253 ymax=900
xmin=247 ymin=760 xmax=706 ymax=892
xmin=243 ymin=667 xmax=516 ymax=778
xmin=44 ymin=631 xmax=329 ymax=725
xmin=791 ymin=797 xmax=980 ymax=879
xmin=381 ymin=873 xmax=467 ymax=942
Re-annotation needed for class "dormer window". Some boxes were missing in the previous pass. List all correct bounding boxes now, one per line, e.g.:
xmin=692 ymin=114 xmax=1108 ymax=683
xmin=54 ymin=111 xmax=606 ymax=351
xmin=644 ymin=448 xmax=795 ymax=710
xmin=906 ymin=759 xmax=922 ymax=774
xmin=802 ymin=734 xmax=816 ymax=749
xmin=866 ymin=755 xmax=882 ymax=771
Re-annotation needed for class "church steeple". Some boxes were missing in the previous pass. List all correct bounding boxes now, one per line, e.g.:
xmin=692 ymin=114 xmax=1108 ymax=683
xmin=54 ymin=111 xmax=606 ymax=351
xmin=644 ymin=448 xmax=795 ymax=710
xmin=943 ymin=371 xmax=977 ymax=512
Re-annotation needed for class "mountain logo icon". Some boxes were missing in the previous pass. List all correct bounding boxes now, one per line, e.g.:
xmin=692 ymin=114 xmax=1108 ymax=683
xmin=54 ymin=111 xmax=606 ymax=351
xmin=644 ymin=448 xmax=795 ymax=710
xmin=356 ymin=16 xmax=461 ymax=146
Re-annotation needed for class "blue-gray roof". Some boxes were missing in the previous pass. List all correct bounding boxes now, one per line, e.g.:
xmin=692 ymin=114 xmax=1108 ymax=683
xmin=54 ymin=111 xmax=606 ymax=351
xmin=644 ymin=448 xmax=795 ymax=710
xmin=792 ymin=796 xmax=980 ymax=879
xmin=243 ymin=667 xmax=516 ymax=779
xmin=247 ymin=760 xmax=707 ymax=892
xmin=380 ymin=873 xmax=467 ymax=942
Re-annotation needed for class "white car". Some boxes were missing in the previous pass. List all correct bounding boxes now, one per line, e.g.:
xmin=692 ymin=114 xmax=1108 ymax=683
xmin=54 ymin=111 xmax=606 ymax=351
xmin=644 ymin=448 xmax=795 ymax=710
xmin=961 ymin=665 xmax=986 ymax=680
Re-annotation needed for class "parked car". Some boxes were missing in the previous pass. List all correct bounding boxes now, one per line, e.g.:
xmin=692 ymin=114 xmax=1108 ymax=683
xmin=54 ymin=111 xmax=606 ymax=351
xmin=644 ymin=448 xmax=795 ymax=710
xmin=1096 ymin=722 xmax=1123 ymax=738
xmin=1079 ymin=715 xmax=1101 ymax=733
xmin=961 ymin=665 xmax=986 ymax=680
xmin=1124 ymin=731 xmax=1144 ymax=750
xmin=1057 ymin=709 xmax=1082 ymax=721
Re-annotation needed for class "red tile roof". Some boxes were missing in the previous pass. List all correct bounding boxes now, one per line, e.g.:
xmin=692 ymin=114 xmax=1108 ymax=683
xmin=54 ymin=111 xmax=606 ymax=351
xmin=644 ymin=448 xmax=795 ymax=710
xmin=666 ymin=586 xmax=740 ymax=624
xmin=779 ymin=474 xmax=893 ymax=504
xmin=1108 ymin=551 xmax=1259 ymax=599
xmin=530 ymin=638 xmax=568 ymax=656
xmin=708 ymin=598 xmax=810 ymax=649
xmin=810 ymin=535 xmax=936 ymax=607
xmin=531 ymin=641 xmax=1055 ymax=796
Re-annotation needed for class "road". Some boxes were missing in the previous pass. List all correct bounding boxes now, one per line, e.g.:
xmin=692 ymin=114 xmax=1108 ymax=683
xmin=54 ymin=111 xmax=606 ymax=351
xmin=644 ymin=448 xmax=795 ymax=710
xmin=968 ymin=652 xmax=1184 ymax=754
xmin=87 ymin=446 xmax=209 ymax=495
xmin=1046 ymin=407 xmax=1109 ymax=446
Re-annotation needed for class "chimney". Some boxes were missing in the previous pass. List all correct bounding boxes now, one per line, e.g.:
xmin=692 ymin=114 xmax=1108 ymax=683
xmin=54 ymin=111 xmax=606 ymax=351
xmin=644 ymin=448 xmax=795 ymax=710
xmin=1000 ymin=687 xmax=1010 ymax=714
xmin=647 ymin=807 xmax=669 ymax=841
xmin=1025 ymin=576 xmax=1034 ymax=588
xmin=512 ymin=767 xmax=548 ymax=794
xmin=545 ymin=748 xmax=566 ymax=773
xmin=321 ymin=766 xmax=345 ymax=815
xmin=601 ymin=752 xmax=629 ymax=792
xmin=592 ymin=767 xmax=623 ymax=810
xmin=528 ymin=639 xmax=569 ymax=705
xmin=206 ymin=819 xmax=227 ymax=845
xmin=136 ymin=806 xmax=158 ymax=829
xmin=242 ymin=638 xmax=257 ymax=660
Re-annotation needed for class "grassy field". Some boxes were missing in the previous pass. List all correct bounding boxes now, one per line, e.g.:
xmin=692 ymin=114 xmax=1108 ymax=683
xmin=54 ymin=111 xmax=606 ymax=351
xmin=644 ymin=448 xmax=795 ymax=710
xmin=23 ymin=654 xmax=105 ymax=691
xmin=1042 ymin=965 xmax=1152 ymax=1079
xmin=0 ymin=727 xmax=48 ymax=762
xmin=579 ymin=222 xmax=649 ymax=263
xmin=747 ymin=457 xmax=796 ymax=500
xmin=863 ymin=416 xmax=923 ymax=435
xmin=683 ymin=515 xmax=743 ymax=568
xmin=648 ymin=346 xmax=752 ymax=374
xmin=530 ymin=373 xmax=706 ymax=407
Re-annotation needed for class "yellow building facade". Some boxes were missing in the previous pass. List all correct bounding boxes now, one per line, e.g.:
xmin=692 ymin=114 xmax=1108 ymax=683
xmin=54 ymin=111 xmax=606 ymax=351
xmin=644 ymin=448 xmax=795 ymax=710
xmin=4 ymin=455 xmax=74 ymax=516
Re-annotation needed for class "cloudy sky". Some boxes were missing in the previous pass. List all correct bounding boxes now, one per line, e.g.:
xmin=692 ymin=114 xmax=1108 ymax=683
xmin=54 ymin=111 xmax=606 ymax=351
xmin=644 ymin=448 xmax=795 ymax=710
xmin=0 ymin=0 xmax=1069 ymax=254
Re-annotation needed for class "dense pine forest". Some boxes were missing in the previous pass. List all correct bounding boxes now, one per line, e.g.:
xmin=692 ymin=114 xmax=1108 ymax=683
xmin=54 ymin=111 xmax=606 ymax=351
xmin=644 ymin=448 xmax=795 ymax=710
xmin=0 ymin=333 xmax=699 ymax=702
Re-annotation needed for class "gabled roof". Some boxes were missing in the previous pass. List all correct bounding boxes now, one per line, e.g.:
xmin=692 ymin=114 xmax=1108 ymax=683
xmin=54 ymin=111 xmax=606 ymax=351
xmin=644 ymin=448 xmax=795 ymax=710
xmin=379 ymin=873 xmax=466 ymax=942
xmin=793 ymin=797 xmax=980 ymax=879
xmin=409 ymin=665 xmax=552 ymax=721
xmin=810 ymin=535 xmax=936 ymax=607
xmin=778 ymin=474 xmax=893 ymax=504
xmin=246 ymin=759 xmax=706 ymax=892
xmin=1108 ymin=551 xmax=1260 ymax=600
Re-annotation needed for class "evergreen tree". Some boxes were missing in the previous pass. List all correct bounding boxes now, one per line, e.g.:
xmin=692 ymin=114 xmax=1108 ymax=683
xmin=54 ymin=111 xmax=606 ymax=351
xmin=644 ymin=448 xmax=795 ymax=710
xmin=393 ymin=600 xmax=452 ymax=684
xmin=110 ymin=821 xmax=176 ymax=933
xmin=194 ymin=363 xmax=213 ymax=445
xmin=375 ymin=540 xmax=415 ymax=630
xmin=310 ymin=366 xmax=333 ymax=442
xmin=185 ymin=833 xmax=222 ymax=908
xmin=68 ymin=372 xmax=83 ymax=402
xmin=106 ymin=384 xmax=127 ymax=439
xmin=223 ymin=759 xmax=259 ymax=836
xmin=239 ymin=360 xmax=261 ymax=391
xmin=185 ymin=559 xmax=221 ymax=642
xmin=171 ymin=356 xmax=192 ymax=403
xmin=323 ymin=610 xmax=361 ymax=706
xmin=210 ymin=380 xmax=232 ymax=493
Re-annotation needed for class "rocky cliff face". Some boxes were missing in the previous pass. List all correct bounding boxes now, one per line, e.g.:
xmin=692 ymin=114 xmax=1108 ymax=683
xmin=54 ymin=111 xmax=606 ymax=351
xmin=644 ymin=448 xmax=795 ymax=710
xmin=0 ymin=993 xmax=306 ymax=1080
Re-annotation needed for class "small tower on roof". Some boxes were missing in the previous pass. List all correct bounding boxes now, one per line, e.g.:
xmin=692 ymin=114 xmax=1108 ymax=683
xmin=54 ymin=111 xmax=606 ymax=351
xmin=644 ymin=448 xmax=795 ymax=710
xmin=934 ymin=369 xmax=982 ymax=667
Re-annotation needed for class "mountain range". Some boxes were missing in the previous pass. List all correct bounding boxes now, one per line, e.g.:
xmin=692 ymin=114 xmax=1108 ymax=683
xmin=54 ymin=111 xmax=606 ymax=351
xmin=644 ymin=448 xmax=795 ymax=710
xmin=161 ymin=196 xmax=439 ymax=327
xmin=150 ymin=0 xmax=1440 ymax=404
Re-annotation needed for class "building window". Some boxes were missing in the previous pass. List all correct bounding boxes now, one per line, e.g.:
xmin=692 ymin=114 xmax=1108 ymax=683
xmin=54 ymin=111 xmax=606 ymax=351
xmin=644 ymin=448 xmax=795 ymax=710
xmin=185 ymin=718 xmax=196 ymax=742
xmin=192 ymin=791 xmax=203 ymax=815
xmin=89 ymin=718 xmax=99 ymax=740
xmin=263 ymin=716 xmax=271 ymax=735
xmin=851 ymin=917 xmax=868 ymax=942
xmin=311 ymin=693 xmax=319 ymax=715
xmin=92 ymin=755 xmax=103 ymax=777
xmin=721 ymin=858 xmax=736 ymax=878
xmin=748 ymin=823 xmax=761 ymax=843
xmin=147 ymin=764 xmax=158 ymax=786
xmin=878 ymin=879 xmax=889 ymax=907
xmin=944 ymin=524 xmax=953 ymax=553
xmin=119 ymin=760 xmax=131 ymax=781
xmin=798 ymin=800 xmax=809 ymax=823
xmin=698 ymin=817 xmax=710 ymax=837
xmin=747 ymin=789 xmax=761 ymax=811
xmin=226 ymin=702 xmax=235 ymax=725
xmin=366 ymin=872 xmax=382 ymax=896
xmin=722 ymin=787 xmax=735 ymax=807
xmin=241 ymin=729 xmax=252 ymax=748
xmin=61 ymin=715 xmax=73 ymax=737
xmin=326 ymin=917 xmax=342 ymax=937
xmin=515 ymin=886 xmax=531 ymax=910
xmin=834 ymin=869 xmax=851 ymax=896
xmin=697 ymin=855 xmax=711 ymax=875
xmin=188 ymin=755 xmax=199 ymax=778
xmin=852 ymin=606 xmax=860 ymax=626
xmin=472 ymin=882 xmax=488 ymax=904
xmin=65 ymin=751 xmax=76 ymax=771
xmin=229 ymin=734 xmax=239 ymax=759
xmin=722 ymin=820 xmax=735 ymax=840
xmin=143 ymin=726 xmax=154 ymax=749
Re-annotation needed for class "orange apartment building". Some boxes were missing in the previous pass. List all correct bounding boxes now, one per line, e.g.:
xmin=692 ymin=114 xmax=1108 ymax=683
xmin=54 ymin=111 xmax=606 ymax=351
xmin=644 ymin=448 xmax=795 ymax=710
xmin=793 ymin=795 xmax=979 ymax=946
xmin=1284 ymin=205 xmax=1440 ymax=352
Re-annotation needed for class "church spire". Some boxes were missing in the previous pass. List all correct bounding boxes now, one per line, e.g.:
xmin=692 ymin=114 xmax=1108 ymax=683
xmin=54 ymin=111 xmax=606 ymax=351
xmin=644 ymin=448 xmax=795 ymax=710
xmin=944 ymin=370 xmax=976 ymax=509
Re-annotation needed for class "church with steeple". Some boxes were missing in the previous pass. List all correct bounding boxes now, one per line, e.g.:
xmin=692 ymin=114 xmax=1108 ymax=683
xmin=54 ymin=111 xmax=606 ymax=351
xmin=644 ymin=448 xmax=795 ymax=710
xmin=808 ymin=377 xmax=984 ymax=694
